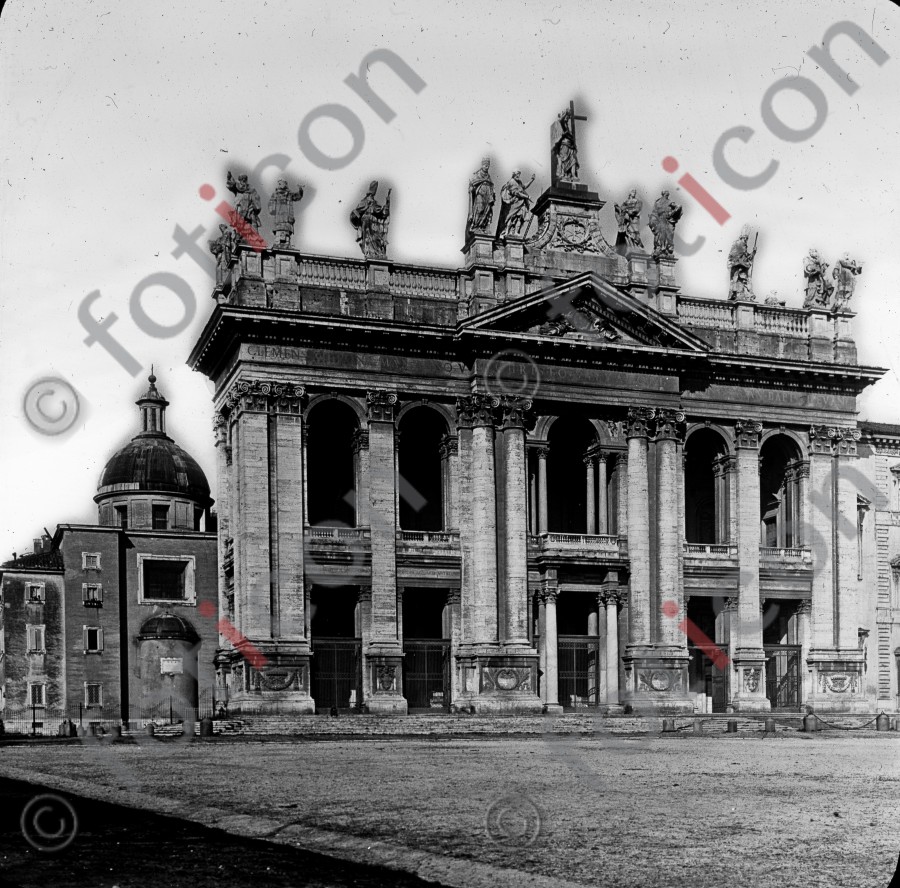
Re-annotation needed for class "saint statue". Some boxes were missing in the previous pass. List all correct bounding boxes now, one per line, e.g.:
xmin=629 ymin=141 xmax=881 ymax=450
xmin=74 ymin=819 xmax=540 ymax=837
xmin=551 ymin=107 xmax=580 ymax=185
xmin=648 ymin=190 xmax=683 ymax=259
xmin=208 ymin=224 xmax=237 ymax=284
xmin=727 ymin=226 xmax=758 ymax=301
xmin=831 ymin=253 xmax=862 ymax=312
xmin=465 ymin=157 xmax=495 ymax=240
xmin=267 ymin=179 xmax=305 ymax=247
xmin=226 ymin=172 xmax=262 ymax=230
xmin=350 ymin=180 xmax=391 ymax=259
xmin=802 ymin=249 xmax=834 ymax=309
xmin=614 ymin=189 xmax=644 ymax=252
xmin=497 ymin=170 xmax=536 ymax=240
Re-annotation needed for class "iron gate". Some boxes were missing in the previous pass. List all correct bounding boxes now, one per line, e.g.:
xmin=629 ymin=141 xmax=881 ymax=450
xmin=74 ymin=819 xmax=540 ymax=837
xmin=310 ymin=638 xmax=361 ymax=712
xmin=558 ymin=635 xmax=601 ymax=708
xmin=764 ymin=644 xmax=801 ymax=710
xmin=403 ymin=640 xmax=449 ymax=710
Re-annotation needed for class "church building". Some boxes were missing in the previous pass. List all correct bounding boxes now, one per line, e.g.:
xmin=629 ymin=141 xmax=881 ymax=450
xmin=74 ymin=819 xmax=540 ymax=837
xmin=189 ymin=110 xmax=891 ymax=717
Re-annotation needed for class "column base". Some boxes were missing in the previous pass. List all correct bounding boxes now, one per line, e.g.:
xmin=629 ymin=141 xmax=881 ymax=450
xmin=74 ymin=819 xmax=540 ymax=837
xmin=362 ymin=649 xmax=408 ymax=715
xmin=223 ymin=646 xmax=316 ymax=715
xmin=805 ymin=649 xmax=869 ymax=713
xmin=730 ymin=649 xmax=771 ymax=713
xmin=453 ymin=650 xmax=543 ymax=714
xmin=622 ymin=647 xmax=694 ymax=714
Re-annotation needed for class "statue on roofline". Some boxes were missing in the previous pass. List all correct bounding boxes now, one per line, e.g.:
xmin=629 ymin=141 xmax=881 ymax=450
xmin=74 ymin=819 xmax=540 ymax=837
xmin=831 ymin=253 xmax=862 ymax=312
xmin=351 ymin=180 xmax=391 ymax=259
xmin=727 ymin=226 xmax=758 ymax=301
xmin=226 ymin=171 xmax=262 ymax=231
xmin=497 ymin=170 xmax=536 ymax=240
xmin=268 ymin=179 xmax=305 ymax=248
xmin=648 ymin=190 xmax=683 ymax=259
xmin=208 ymin=224 xmax=238 ymax=284
xmin=551 ymin=104 xmax=583 ymax=186
xmin=466 ymin=157 xmax=495 ymax=240
xmin=614 ymin=189 xmax=644 ymax=253
xmin=802 ymin=249 xmax=834 ymax=309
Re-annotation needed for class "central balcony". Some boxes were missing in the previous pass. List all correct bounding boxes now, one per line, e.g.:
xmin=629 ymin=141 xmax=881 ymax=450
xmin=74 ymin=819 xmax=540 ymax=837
xmin=528 ymin=532 xmax=627 ymax=560
xmin=396 ymin=530 xmax=460 ymax=552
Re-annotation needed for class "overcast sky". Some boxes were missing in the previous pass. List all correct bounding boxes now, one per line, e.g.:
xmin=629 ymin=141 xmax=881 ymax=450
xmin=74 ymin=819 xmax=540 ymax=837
xmin=2 ymin=0 xmax=899 ymax=555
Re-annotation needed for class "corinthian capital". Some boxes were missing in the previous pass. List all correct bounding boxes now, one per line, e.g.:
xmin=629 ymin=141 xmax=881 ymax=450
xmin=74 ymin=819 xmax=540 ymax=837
xmin=734 ymin=419 xmax=763 ymax=449
xmin=655 ymin=408 xmax=686 ymax=442
xmin=625 ymin=406 xmax=656 ymax=439
xmin=499 ymin=395 xmax=534 ymax=430
xmin=366 ymin=390 xmax=398 ymax=423
xmin=455 ymin=394 xmax=500 ymax=429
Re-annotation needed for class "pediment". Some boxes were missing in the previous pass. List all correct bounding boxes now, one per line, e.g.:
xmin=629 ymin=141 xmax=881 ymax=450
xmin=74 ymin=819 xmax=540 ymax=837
xmin=459 ymin=272 xmax=709 ymax=353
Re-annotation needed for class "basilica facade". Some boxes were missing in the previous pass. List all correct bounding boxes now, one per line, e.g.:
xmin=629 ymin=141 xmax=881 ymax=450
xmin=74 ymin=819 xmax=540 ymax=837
xmin=189 ymin=135 xmax=892 ymax=717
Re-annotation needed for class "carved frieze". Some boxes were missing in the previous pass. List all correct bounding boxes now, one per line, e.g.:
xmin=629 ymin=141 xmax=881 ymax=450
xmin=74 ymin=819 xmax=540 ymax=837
xmin=637 ymin=669 xmax=684 ymax=693
xmin=376 ymin=664 xmax=397 ymax=692
xmin=482 ymin=665 xmax=534 ymax=693
xmin=743 ymin=667 xmax=762 ymax=694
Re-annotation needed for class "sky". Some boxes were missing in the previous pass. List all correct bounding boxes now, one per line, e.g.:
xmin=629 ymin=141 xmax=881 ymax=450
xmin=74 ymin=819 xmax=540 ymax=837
xmin=2 ymin=0 xmax=899 ymax=556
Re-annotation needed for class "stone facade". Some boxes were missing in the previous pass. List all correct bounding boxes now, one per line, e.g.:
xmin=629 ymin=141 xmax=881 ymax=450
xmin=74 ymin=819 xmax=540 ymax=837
xmin=190 ymin=153 xmax=888 ymax=716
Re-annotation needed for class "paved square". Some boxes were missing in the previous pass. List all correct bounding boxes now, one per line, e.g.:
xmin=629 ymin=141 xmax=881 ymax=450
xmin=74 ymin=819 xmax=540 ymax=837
xmin=2 ymin=733 xmax=898 ymax=887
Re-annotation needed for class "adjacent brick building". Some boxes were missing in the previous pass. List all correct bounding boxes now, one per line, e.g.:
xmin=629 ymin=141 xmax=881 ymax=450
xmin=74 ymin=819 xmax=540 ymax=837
xmin=0 ymin=375 xmax=218 ymax=728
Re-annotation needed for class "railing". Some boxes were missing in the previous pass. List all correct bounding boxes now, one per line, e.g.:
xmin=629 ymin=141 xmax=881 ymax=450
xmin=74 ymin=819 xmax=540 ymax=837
xmin=683 ymin=543 xmax=737 ymax=557
xmin=390 ymin=267 xmax=458 ymax=300
xmin=677 ymin=297 xmax=736 ymax=329
xmin=533 ymin=533 xmax=624 ymax=555
xmin=397 ymin=530 xmax=460 ymax=546
xmin=297 ymin=256 xmax=367 ymax=291
xmin=760 ymin=546 xmax=811 ymax=562
xmin=677 ymin=296 xmax=810 ymax=337
xmin=305 ymin=526 xmax=371 ymax=542
xmin=755 ymin=307 xmax=809 ymax=336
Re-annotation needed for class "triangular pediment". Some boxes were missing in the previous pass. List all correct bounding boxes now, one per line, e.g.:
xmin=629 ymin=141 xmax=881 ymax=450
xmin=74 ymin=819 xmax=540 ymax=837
xmin=459 ymin=272 xmax=709 ymax=353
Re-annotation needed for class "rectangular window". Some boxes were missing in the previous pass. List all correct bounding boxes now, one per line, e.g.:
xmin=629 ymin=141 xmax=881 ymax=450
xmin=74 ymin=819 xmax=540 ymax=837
xmin=29 ymin=683 xmax=46 ymax=707
xmin=116 ymin=506 xmax=128 ymax=529
xmin=85 ymin=683 xmax=102 ymax=707
xmin=83 ymin=583 xmax=103 ymax=606
xmin=82 ymin=552 xmax=101 ymax=570
xmin=83 ymin=626 xmax=104 ymax=653
xmin=142 ymin=559 xmax=188 ymax=601
xmin=152 ymin=505 xmax=169 ymax=530
xmin=27 ymin=583 xmax=45 ymax=602
xmin=26 ymin=624 xmax=45 ymax=653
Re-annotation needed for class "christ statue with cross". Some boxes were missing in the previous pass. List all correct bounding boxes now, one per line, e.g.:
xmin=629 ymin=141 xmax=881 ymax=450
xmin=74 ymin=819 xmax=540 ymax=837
xmin=551 ymin=101 xmax=586 ymax=186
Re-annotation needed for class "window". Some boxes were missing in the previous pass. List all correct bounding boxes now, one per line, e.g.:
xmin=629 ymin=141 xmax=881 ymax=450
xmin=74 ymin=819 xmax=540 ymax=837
xmin=116 ymin=506 xmax=128 ymax=529
xmin=27 ymin=583 xmax=45 ymax=603
xmin=85 ymin=683 xmax=102 ymax=707
xmin=83 ymin=627 xmax=104 ymax=653
xmin=29 ymin=683 xmax=46 ymax=707
xmin=26 ymin=625 xmax=45 ymax=653
xmin=138 ymin=555 xmax=195 ymax=604
xmin=82 ymin=552 xmax=101 ymax=570
xmin=152 ymin=505 xmax=169 ymax=530
xmin=83 ymin=583 xmax=103 ymax=607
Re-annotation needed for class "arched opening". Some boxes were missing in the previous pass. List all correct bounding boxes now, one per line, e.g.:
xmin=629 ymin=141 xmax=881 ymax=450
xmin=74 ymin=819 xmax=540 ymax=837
xmin=306 ymin=400 xmax=358 ymax=527
xmin=546 ymin=417 xmax=598 ymax=534
xmin=685 ymin=428 xmax=731 ymax=544
xmin=759 ymin=436 xmax=804 ymax=548
xmin=397 ymin=407 xmax=447 ymax=531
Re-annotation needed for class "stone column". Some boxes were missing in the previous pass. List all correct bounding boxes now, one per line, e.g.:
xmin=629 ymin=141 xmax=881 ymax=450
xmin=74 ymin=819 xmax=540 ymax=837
xmin=528 ymin=461 xmax=538 ymax=535
xmin=357 ymin=586 xmax=372 ymax=708
xmin=597 ymin=454 xmax=609 ymax=535
xmin=797 ymin=461 xmax=810 ymax=547
xmin=808 ymin=426 xmax=836 ymax=649
xmin=602 ymin=591 xmax=621 ymax=705
xmin=625 ymin=408 xmax=654 ymax=646
xmin=655 ymin=409 xmax=685 ymax=647
xmin=352 ymin=429 xmax=370 ymax=527
xmin=585 ymin=455 xmax=596 ymax=534
xmin=446 ymin=589 xmax=461 ymax=706
xmin=439 ymin=436 xmax=458 ymax=531
xmin=731 ymin=419 xmax=769 ymax=711
xmin=213 ymin=413 xmax=231 ymax=645
xmin=364 ymin=391 xmax=406 ymax=713
xmin=500 ymin=397 xmax=532 ymax=647
xmin=796 ymin=599 xmax=812 ymax=707
xmin=537 ymin=593 xmax=547 ymax=705
xmin=541 ymin=585 xmax=563 ymax=713
xmin=536 ymin=446 xmax=549 ymax=534
xmin=616 ymin=452 xmax=628 ymax=539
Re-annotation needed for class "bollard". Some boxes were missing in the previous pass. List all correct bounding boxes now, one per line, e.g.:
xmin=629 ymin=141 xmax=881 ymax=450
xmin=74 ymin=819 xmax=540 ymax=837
xmin=77 ymin=726 xmax=86 ymax=738
xmin=110 ymin=725 xmax=122 ymax=740
xmin=199 ymin=717 xmax=213 ymax=738
xmin=145 ymin=723 xmax=155 ymax=738
xmin=662 ymin=717 xmax=676 ymax=733
xmin=803 ymin=714 xmax=818 ymax=733
xmin=876 ymin=713 xmax=889 ymax=732
xmin=764 ymin=717 xmax=776 ymax=734
xmin=726 ymin=719 xmax=738 ymax=734
xmin=693 ymin=717 xmax=702 ymax=734
xmin=892 ymin=718 xmax=899 ymax=732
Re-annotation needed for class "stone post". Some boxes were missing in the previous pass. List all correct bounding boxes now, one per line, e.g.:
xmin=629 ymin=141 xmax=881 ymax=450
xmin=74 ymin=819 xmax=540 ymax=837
xmin=364 ymin=391 xmax=406 ymax=713
xmin=501 ymin=397 xmax=532 ymax=647
xmin=731 ymin=419 xmax=769 ymax=711
xmin=536 ymin=446 xmax=549 ymax=534
xmin=585 ymin=454 xmax=596 ymax=534
xmin=541 ymin=585 xmax=563 ymax=713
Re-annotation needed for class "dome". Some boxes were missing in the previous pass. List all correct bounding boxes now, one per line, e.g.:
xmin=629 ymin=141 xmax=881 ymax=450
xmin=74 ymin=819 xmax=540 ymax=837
xmin=94 ymin=372 xmax=212 ymax=507
xmin=138 ymin=611 xmax=200 ymax=643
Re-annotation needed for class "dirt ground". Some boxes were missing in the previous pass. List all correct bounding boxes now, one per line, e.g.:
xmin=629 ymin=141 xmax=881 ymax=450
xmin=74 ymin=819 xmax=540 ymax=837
xmin=1 ymin=732 xmax=898 ymax=888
